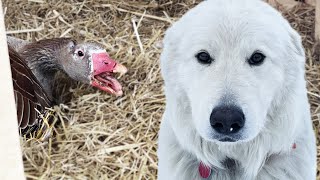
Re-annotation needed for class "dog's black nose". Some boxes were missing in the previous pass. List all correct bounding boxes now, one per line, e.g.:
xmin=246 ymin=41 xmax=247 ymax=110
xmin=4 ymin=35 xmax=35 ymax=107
xmin=210 ymin=106 xmax=245 ymax=135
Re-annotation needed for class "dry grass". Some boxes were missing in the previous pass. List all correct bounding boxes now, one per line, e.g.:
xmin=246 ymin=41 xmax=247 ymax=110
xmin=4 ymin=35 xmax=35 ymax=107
xmin=2 ymin=0 xmax=319 ymax=179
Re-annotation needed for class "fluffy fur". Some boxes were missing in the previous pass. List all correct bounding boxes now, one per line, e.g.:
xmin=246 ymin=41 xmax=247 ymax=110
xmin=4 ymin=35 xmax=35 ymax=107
xmin=157 ymin=0 xmax=317 ymax=179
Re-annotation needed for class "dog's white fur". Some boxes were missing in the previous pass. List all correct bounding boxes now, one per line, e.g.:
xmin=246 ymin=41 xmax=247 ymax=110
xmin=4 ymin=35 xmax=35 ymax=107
xmin=157 ymin=0 xmax=317 ymax=179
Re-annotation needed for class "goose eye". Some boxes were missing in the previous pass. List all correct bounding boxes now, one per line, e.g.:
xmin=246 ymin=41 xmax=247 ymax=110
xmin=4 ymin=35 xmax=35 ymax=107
xmin=77 ymin=50 xmax=84 ymax=57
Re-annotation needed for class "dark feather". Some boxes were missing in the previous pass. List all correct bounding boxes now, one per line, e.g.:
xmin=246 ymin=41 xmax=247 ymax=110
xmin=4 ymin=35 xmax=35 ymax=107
xmin=9 ymin=45 xmax=54 ymax=133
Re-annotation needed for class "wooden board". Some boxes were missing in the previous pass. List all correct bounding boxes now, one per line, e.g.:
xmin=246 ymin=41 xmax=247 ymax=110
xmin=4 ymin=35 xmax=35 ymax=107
xmin=266 ymin=0 xmax=299 ymax=9
xmin=306 ymin=0 xmax=316 ymax=6
xmin=315 ymin=0 xmax=320 ymax=41
xmin=266 ymin=0 xmax=315 ymax=9
xmin=0 ymin=1 xmax=25 ymax=180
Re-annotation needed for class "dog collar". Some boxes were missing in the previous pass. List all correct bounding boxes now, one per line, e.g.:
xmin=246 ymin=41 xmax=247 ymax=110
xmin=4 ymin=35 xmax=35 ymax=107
xmin=198 ymin=143 xmax=297 ymax=179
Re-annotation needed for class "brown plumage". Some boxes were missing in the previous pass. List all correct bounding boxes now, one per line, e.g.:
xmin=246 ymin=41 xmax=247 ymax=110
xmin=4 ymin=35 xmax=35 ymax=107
xmin=8 ymin=36 xmax=127 ymax=139
xmin=9 ymin=45 xmax=54 ymax=137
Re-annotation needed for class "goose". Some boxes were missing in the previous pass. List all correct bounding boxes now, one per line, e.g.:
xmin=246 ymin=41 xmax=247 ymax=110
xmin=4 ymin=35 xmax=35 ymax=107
xmin=8 ymin=36 xmax=127 ymax=98
xmin=7 ymin=37 xmax=127 ymax=138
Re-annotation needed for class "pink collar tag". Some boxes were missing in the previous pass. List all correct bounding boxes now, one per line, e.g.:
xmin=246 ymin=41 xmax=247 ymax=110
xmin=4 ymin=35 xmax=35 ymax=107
xmin=199 ymin=161 xmax=211 ymax=179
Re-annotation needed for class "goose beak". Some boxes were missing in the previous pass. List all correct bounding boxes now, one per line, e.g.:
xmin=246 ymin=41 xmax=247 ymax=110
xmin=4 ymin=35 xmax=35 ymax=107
xmin=90 ymin=51 xmax=127 ymax=96
xmin=112 ymin=63 xmax=127 ymax=76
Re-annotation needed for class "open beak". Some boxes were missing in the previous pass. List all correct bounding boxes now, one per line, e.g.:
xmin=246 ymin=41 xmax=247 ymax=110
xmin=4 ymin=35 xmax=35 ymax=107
xmin=91 ymin=51 xmax=127 ymax=96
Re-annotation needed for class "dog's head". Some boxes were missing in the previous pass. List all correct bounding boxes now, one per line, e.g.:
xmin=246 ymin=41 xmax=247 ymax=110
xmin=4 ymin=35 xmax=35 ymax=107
xmin=161 ymin=0 xmax=305 ymax=144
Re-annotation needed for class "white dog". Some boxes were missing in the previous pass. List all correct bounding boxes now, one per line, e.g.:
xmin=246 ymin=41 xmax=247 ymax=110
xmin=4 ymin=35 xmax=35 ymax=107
xmin=157 ymin=0 xmax=317 ymax=179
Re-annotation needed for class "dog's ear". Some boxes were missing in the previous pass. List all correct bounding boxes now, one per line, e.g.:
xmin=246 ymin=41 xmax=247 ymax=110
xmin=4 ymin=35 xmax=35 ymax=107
xmin=163 ymin=25 xmax=181 ymax=50
xmin=162 ymin=23 xmax=185 ymax=57
xmin=289 ymin=29 xmax=304 ymax=57
xmin=286 ymin=25 xmax=305 ymax=58
xmin=160 ymin=22 xmax=187 ymax=85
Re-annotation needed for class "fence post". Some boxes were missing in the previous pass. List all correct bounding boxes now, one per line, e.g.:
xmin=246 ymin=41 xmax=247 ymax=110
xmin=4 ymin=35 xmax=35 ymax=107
xmin=315 ymin=0 xmax=320 ymax=41
xmin=0 ymin=1 xmax=25 ymax=180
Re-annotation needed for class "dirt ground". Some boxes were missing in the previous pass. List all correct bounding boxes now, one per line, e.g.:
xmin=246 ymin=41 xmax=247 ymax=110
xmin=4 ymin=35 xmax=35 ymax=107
xmin=2 ymin=0 xmax=320 ymax=179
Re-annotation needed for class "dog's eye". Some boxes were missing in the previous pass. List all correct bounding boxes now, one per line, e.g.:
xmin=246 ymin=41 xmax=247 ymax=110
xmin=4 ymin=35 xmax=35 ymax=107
xmin=248 ymin=52 xmax=265 ymax=65
xmin=196 ymin=51 xmax=213 ymax=64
